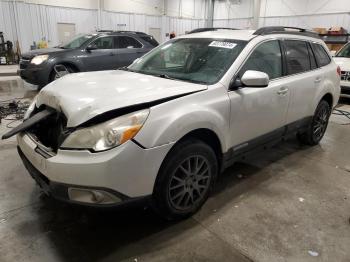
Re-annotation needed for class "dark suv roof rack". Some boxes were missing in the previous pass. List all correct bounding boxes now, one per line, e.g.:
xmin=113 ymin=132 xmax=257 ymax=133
xmin=97 ymin=30 xmax=148 ymax=35
xmin=187 ymin=27 xmax=238 ymax=34
xmin=253 ymin=26 xmax=319 ymax=38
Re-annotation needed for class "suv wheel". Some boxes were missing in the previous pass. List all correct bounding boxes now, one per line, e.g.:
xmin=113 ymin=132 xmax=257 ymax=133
xmin=297 ymin=100 xmax=331 ymax=145
xmin=152 ymin=139 xmax=218 ymax=220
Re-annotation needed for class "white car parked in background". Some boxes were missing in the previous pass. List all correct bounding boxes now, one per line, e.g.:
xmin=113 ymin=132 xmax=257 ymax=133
xmin=3 ymin=26 xmax=340 ymax=220
xmin=333 ymin=42 xmax=350 ymax=98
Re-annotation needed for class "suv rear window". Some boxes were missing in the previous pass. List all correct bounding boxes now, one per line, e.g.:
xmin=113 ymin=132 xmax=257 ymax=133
xmin=312 ymin=43 xmax=331 ymax=67
xmin=284 ymin=40 xmax=310 ymax=75
xmin=141 ymin=36 xmax=159 ymax=47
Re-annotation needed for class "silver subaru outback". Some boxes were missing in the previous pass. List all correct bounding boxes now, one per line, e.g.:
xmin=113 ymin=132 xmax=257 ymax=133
xmin=3 ymin=26 xmax=340 ymax=220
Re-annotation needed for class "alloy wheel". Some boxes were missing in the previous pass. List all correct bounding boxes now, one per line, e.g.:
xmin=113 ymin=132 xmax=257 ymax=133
xmin=168 ymin=155 xmax=211 ymax=211
xmin=313 ymin=105 xmax=329 ymax=141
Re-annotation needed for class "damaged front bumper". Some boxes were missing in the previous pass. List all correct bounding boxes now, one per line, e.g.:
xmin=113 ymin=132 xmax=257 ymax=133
xmin=17 ymin=132 xmax=174 ymax=206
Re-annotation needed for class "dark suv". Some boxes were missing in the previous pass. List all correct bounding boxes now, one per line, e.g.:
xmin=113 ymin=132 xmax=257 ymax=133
xmin=18 ymin=31 xmax=158 ymax=87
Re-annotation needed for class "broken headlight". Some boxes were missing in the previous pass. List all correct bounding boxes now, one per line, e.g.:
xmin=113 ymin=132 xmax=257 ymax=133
xmin=61 ymin=109 xmax=149 ymax=152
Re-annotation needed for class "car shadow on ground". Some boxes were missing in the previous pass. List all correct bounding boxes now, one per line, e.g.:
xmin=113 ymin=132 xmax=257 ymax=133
xmin=27 ymin=137 xmax=309 ymax=261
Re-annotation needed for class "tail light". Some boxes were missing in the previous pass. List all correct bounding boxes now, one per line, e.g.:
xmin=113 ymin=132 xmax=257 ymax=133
xmin=337 ymin=66 xmax=341 ymax=76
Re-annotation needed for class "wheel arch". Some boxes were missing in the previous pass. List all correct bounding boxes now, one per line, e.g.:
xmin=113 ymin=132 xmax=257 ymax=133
xmin=320 ymin=93 xmax=333 ymax=108
xmin=49 ymin=61 xmax=80 ymax=81
xmin=152 ymin=127 xmax=223 ymax=197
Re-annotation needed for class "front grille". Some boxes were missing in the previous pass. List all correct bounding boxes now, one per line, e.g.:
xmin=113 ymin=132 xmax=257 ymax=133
xmin=341 ymin=71 xmax=350 ymax=81
xmin=28 ymin=108 xmax=68 ymax=152
xmin=19 ymin=58 xmax=30 ymax=69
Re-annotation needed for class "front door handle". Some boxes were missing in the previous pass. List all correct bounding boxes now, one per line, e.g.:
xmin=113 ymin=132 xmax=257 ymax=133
xmin=277 ymin=87 xmax=289 ymax=95
xmin=314 ymin=77 xmax=321 ymax=83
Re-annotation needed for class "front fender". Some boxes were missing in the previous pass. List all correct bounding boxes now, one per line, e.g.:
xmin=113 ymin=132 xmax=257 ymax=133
xmin=134 ymin=85 xmax=231 ymax=153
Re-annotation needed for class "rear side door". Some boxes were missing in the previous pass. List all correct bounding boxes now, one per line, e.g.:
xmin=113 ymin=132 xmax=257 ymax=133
xmin=283 ymin=40 xmax=322 ymax=124
xmin=113 ymin=36 xmax=146 ymax=68
xmin=81 ymin=36 xmax=116 ymax=71
xmin=228 ymin=40 xmax=291 ymax=148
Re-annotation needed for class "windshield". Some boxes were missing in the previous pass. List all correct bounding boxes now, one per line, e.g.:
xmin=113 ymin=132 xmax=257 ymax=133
xmin=336 ymin=43 xmax=350 ymax=57
xmin=127 ymin=38 xmax=247 ymax=84
xmin=59 ymin=34 xmax=95 ymax=49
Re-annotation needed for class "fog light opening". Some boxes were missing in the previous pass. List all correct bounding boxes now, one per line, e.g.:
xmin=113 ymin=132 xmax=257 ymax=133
xmin=68 ymin=188 xmax=121 ymax=204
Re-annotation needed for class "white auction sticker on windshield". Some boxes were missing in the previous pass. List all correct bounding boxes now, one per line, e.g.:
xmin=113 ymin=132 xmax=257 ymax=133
xmin=209 ymin=41 xmax=237 ymax=49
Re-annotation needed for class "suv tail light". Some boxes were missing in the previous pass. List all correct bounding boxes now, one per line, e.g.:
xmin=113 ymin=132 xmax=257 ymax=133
xmin=337 ymin=66 xmax=341 ymax=76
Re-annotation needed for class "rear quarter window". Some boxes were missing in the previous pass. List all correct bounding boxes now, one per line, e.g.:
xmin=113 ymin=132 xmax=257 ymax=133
xmin=141 ymin=36 xmax=159 ymax=47
xmin=312 ymin=43 xmax=331 ymax=67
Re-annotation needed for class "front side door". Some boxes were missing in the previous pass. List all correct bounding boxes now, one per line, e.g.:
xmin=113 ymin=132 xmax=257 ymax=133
xmin=228 ymin=40 xmax=291 ymax=148
xmin=81 ymin=36 xmax=116 ymax=71
xmin=113 ymin=36 xmax=147 ymax=68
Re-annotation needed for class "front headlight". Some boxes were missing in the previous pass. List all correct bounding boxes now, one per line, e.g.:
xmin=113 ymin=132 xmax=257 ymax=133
xmin=61 ymin=109 xmax=150 ymax=152
xmin=31 ymin=55 xmax=49 ymax=65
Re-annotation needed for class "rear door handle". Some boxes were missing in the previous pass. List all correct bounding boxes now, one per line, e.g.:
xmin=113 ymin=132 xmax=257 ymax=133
xmin=277 ymin=87 xmax=289 ymax=95
xmin=314 ymin=77 xmax=321 ymax=83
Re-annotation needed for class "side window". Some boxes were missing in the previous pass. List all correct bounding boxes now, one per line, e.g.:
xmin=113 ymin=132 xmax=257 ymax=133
xmin=284 ymin=40 xmax=310 ymax=75
xmin=312 ymin=43 xmax=331 ymax=67
xmin=307 ymin=43 xmax=317 ymax=70
xmin=239 ymin=40 xmax=282 ymax=80
xmin=91 ymin=37 xmax=113 ymax=49
xmin=116 ymin=36 xmax=142 ymax=49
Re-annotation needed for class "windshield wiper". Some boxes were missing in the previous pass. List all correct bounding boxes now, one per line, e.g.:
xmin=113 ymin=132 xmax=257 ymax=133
xmin=118 ymin=66 xmax=133 ymax=72
xmin=157 ymin=74 xmax=178 ymax=80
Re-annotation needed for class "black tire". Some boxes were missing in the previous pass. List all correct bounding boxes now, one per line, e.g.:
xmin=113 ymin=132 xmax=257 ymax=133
xmin=49 ymin=64 xmax=76 ymax=82
xmin=152 ymin=139 xmax=218 ymax=220
xmin=297 ymin=100 xmax=331 ymax=145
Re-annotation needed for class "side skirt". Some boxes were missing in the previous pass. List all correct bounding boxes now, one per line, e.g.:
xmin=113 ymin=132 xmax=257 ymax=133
xmin=222 ymin=116 xmax=312 ymax=171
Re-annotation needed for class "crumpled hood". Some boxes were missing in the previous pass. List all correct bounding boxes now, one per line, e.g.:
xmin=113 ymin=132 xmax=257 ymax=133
xmin=334 ymin=57 xmax=350 ymax=71
xmin=36 ymin=70 xmax=207 ymax=127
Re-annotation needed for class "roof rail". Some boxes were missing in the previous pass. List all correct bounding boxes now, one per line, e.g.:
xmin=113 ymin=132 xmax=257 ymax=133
xmin=187 ymin=27 xmax=238 ymax=34
xmin=96 ymin=30 xmax=148 ymax=35
xmin=253 ymin=26 xmax=319 ymax=38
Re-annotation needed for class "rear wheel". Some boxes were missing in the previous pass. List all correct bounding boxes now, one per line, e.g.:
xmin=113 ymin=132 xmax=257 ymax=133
xmin=152 ymin=139 xmax=218 ymax=220
xmin=297 ymin=100 xmax=331 ymax=145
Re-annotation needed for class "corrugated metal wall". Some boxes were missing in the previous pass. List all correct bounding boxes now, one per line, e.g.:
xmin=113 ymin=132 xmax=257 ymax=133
xmin=215 ymin=13 xmax=350 ymax=31
xmin=0 ymin=1 xmax=97 ymax=52
xmin=213 ymin=18 xmax=253 ymax=29
xmin=260 ymin=13 xmax=350 ymax=29
xmin=0 ymin=1 xmax=206 ymax=52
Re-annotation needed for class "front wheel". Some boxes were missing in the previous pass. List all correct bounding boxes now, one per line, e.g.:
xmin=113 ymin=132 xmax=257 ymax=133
xmin=297 ymin=100 xmax=331 ymax=145
xmin=152 ymin=139 xmax=218 ymax=220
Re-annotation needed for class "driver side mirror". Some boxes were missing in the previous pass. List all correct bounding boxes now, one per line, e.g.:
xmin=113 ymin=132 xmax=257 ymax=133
xmin=86 ymin=44 xmax=98 ymax=52
xmin=230 ymin=70 xmax=269 ymax=90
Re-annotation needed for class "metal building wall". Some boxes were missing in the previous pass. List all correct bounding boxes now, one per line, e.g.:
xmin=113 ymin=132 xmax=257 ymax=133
xmin=0 ymin=0 xmax=206 ymax=52
xmin=0 ymin=1 xmax=98 ymax=52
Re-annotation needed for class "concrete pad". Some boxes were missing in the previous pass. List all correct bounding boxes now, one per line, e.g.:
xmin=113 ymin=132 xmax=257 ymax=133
xmin=0 ymin=78 xmax=350 ymax=261
xmin=0 ymin=65 xmax=19 ymax=76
